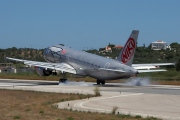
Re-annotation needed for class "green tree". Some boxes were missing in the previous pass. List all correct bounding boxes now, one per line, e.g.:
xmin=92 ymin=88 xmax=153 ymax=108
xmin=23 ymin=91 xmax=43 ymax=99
xmin=143 ymin=43 xmax=145 ymax=48
xmin=108 ymin=43 xmax=115 ymax=48
xmin=170 ymin=42 xmax=179 ymax=48
xmin=147 ymin=43 xmax=151 ymax=49
xmin=99 ymin=48 xmax=105 ymax=51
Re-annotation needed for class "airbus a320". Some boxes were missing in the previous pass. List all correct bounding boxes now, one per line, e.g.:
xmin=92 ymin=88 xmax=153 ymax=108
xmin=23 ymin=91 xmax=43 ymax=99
xmin=6 ymin=30 xmax=174 ymax=85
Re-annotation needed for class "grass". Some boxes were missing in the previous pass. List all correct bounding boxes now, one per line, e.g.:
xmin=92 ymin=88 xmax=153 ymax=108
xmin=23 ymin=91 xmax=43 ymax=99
xmin=139 ymin=69 xmax=180 ymax=80
xmin=0 ymin=89 xmax=162 ymax=120
xmin=13 ymin=116 xmax=21 ymax=119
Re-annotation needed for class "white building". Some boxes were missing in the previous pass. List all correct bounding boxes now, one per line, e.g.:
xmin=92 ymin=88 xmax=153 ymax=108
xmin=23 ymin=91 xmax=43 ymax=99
xmin=151 ymin=40 xmax=170 ymax=50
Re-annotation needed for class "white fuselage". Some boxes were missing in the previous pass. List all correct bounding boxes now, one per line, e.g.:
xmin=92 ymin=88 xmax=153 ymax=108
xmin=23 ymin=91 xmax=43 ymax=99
xmin=43 ymin=45 xmax=138 ymax=80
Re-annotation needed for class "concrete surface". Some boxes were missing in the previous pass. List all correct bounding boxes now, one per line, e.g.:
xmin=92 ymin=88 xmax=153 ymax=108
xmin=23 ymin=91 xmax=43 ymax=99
xmin=0 ymin=79 xmax=180 ymax=120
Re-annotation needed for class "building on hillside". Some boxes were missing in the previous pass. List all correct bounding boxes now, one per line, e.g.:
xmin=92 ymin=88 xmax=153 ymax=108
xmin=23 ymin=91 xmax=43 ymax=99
xmin=151 ymin=40 xmax=171 ymax=50
xmin=0 ymin=63 xmax=15 ymax=73
xmin=0 ymin=63 xmax=14 ymax=69
xmin=105 ymin=46 xmax=112 ymax=52
xmin=113 ymin=45 xmax=123 ymax=50
xmin=99 ymin=44 xmax=123 ymax=53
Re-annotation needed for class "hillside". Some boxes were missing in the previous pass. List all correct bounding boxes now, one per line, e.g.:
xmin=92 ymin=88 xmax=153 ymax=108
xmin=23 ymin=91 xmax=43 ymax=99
xmin=0 ymin=47 xmax=44 ymax=63
xmin=86 ymin=45 xmax=180 ymax=64
xmin=0 ymin=43 xmax=180 ymax=64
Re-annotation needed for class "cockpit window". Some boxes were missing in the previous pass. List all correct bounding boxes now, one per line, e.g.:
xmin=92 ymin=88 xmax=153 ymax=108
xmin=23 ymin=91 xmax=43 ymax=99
xmin=49 ymin=46 xmax=63 ymax=53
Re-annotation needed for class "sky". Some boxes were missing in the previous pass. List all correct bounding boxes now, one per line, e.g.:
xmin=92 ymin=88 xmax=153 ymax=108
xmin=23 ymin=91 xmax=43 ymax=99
xmin=0 ymin=0 xmax=180 ymax=50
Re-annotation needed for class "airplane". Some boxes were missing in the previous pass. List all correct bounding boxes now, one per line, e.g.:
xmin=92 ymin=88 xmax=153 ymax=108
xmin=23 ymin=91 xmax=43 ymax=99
xmin=6 ymin=30 xmax=175 ymax=85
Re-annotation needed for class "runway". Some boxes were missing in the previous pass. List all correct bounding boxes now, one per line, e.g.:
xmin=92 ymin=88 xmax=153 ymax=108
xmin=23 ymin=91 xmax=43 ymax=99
xmin=0 ymin=79 xmax=180 ymax=120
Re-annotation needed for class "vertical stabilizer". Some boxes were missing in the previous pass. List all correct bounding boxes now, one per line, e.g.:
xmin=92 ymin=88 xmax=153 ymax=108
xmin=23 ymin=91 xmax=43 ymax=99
xmin=117 ymin=30 xmax=139 ymax=66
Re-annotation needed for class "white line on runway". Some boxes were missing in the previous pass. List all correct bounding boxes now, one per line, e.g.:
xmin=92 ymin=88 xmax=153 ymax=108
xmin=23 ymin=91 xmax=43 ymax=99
xmin=74 ymin=93 xmax=144 ymax=112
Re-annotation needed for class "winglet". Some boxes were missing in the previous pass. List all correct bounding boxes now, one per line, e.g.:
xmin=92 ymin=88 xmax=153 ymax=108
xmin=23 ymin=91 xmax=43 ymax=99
xmin=117 ymin=30 xmax=139 ymax=66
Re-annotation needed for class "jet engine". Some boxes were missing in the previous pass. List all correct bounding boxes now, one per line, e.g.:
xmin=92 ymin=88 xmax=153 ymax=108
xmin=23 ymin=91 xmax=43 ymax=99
xmin=35 ymin=67 xmax=52 ymax=76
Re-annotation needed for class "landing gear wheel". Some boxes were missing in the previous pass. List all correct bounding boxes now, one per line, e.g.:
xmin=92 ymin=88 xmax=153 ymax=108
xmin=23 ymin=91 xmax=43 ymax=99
xmin=101 ymin=81 xmax=105 ymax=85
xmin=59 ymin=78 xmax=67 ymax=83
xmin=96 ymin=80 xmax=105 ymax=85
xmin=97 ymin=80 xmax=101 ymax=85
xmin=52 ymin=72 xmax=57 ymax=76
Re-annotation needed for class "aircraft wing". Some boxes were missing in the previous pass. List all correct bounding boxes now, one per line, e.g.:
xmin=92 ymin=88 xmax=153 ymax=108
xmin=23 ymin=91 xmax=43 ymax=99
xmin=132 ymin=63 xmax=175 ymax=70
xmin=6 ymin=57 xmax=76 ymax=74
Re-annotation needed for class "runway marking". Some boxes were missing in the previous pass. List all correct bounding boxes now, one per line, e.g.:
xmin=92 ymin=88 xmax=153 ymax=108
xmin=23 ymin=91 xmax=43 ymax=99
xmin=74 ymin=93 xmax=143 ymax=112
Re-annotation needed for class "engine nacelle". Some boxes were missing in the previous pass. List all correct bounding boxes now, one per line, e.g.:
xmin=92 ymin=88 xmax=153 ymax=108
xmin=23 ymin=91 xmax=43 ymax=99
xmin=35 ymin=67 xmax=52 ymax=76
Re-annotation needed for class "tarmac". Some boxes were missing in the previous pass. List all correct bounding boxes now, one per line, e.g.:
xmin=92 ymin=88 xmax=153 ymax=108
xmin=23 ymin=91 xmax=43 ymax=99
xmin=0 ymin=79 xmax=180 ymax=120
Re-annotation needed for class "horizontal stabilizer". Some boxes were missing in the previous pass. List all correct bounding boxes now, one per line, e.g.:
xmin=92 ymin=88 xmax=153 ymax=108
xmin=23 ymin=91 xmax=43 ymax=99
xmin=138 ymin=69 xmax=167 ymax=73
xmin=133 ymin=63 xmax=175 ymax=70
xmin=134 ymin=66 xmax=159 ymax=70
xmin=133 ymin=63 xmax=175 ymax=67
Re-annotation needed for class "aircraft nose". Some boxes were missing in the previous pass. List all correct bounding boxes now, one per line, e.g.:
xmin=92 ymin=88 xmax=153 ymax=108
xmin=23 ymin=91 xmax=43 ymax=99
xmin=43 ymin=48 xmax=50 ymax=57
xmin=43 ymin=48 xmax=48 ymax=56
xmin=43 ymin=47 xmax=54 ymax=61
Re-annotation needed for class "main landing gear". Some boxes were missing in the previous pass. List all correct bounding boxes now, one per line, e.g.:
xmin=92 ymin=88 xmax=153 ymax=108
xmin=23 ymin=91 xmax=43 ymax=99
xmin=52 ymin=69 xmax=58 ymax=76
xmin=97 ymin=79 xmax=105 ymax=85
xmin=52 ymin=71 xmax=57 ymax=76
xmin=59 ymin=72 xmax=67 ymax=83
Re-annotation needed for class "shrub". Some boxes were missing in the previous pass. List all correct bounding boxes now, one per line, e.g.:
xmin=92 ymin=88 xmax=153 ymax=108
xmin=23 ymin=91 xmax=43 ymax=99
xmin=13 ymin=116 xmax=21 ymax=119
xmin=93 ymin=87 xmax=101 ymax=96
xmin=112 ymin=106 xmax=118 ymax=114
